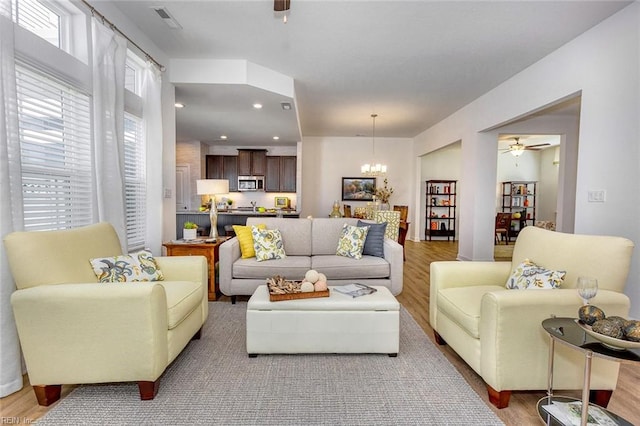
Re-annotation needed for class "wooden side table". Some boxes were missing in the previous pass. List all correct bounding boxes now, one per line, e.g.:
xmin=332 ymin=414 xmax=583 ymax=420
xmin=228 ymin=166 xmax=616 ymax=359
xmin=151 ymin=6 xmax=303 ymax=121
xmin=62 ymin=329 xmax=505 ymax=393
xmin=163 ymin=238 xmax=228 ymax=301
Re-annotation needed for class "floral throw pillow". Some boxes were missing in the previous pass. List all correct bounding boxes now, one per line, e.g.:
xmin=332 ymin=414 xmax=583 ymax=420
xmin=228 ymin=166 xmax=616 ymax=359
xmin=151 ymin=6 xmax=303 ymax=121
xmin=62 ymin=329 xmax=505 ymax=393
xmin=336 ymin=223 xmax=369 ymax=260
xmin=505 ymin=258 xmax=566 ymax=290
xmin=252 ymin=227 xmax=286 ymax=262
xmin=90 ymin=249 xmax=164 ymax=283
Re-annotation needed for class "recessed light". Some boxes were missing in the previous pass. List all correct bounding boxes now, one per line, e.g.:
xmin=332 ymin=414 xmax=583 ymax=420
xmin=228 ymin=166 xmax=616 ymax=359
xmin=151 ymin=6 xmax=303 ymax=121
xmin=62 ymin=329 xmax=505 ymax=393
xmin=220 ymin=135 xmax=228 ymax=140
xmin=272 ymin=136 xmax=280 ymax=140
xmin=175 ymin=102 xmax=184 ymax=108
xmin=253 ymin=103 xmax=263 ymax=109
xmin=281 ymin=102 xmax=291 ymax=110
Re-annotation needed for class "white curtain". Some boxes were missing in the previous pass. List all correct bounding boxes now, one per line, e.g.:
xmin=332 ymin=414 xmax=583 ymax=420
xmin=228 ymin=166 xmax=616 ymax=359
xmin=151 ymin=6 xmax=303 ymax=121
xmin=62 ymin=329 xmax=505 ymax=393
xmin=0 ymin=8 xmax=25 ymax=397
xmin=91 ymin=19 xmax=128 ymax=250
xmin=143 ymin=63 xmax=163 ymax=255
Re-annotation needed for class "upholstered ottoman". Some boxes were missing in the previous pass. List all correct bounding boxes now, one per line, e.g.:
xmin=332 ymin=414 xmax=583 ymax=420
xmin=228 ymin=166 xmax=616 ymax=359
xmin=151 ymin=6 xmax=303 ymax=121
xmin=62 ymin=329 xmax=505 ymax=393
xmin=246 ymin=285 xmax=400 ymax=356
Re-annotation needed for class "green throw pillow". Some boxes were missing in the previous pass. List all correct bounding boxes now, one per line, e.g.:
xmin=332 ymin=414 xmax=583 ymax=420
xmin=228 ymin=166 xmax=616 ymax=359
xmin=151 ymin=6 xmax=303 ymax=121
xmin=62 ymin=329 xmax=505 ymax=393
xmin=505 ymin=258 xmax=566 ymax=290
xmin=252 ymin=226 xmax=286 ymax=262
xmin=336 ymin=223 xmax=369 ymax=260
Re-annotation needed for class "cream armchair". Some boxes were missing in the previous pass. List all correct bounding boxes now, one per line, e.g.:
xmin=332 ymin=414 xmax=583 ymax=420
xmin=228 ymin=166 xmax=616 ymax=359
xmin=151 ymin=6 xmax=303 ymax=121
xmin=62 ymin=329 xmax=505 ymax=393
xmin=4 ymin=223 xmax=208 ymax=406
xmin=430 ymin=226 xmax=633 ymax=408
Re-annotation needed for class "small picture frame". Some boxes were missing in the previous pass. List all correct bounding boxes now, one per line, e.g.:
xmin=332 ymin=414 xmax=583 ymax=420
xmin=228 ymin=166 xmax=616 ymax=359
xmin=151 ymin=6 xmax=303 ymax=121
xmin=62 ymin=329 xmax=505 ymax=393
xmin=274 ymin=197 xmax=289 ymax=208
xmin=342 ymin=177 xmax=376 ymax=201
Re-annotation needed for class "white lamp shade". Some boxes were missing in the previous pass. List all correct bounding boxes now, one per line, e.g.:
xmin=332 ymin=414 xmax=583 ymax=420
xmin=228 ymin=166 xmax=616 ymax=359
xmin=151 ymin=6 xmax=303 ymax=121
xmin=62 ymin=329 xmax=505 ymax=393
xmin=196 ymin=179 xmax=229 ymax=195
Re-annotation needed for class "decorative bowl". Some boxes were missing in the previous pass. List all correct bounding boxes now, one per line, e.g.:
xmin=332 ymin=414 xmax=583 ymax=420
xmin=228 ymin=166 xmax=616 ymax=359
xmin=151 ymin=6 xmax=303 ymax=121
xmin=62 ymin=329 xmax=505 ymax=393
xmin=575 ymin=319 xmax=640 ymax=350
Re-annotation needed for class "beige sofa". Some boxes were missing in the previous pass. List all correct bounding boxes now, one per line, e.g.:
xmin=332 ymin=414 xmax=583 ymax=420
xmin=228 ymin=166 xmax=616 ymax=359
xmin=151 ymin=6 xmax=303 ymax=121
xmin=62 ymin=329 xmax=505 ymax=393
xmin=219 ymin=217 xmax=403 ymax=301
xmin=4 ymin=223 xmax=208 ymax=405
xmin=430 ymin=226 xmax=634 ymax=408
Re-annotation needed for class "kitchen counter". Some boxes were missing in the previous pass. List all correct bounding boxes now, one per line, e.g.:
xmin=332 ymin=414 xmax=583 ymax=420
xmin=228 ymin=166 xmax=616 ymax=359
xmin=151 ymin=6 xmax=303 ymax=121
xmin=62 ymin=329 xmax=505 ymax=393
xmin=176 ymin=210 xmax=300 ymax=238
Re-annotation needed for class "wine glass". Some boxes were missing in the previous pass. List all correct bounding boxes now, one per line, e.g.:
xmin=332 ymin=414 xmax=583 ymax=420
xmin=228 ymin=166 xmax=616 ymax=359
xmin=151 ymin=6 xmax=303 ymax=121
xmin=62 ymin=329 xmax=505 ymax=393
xmin=577 ymin=276 xmax=598 ymax=305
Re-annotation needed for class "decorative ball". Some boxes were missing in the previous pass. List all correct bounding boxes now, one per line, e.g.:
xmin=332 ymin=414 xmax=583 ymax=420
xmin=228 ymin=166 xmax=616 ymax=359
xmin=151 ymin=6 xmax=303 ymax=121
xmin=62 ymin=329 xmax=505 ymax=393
xmin=317 ymin=273 xmax=327 ymax=282
xmin=305 ymin=270 xmax=319 ymax=283
xmin=623 ymin=320 xmax=640 ymax=342
xmin=592 ymin=319 xmax=623 ymax=339
xmin=300 ymin=281 xmax=314 ymax=293
xmin=607 ymin=316 xmax=627 ymax=329
xmin=314 ymin=280 xmax=328 ymax=292
xmin=513 ymin=212 xmax=521 ymax=219
xmin=578 ymin=305 xmax=605 ymax=326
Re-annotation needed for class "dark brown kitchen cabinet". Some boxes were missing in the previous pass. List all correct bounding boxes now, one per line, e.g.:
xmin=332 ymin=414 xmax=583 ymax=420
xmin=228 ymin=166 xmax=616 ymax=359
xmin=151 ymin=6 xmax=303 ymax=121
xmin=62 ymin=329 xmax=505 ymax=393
xmin=280 ymin=156 xmax=296 ymax=192
xmin=237 ymin=149 xmax=266 ymax=176
xmin=205 ymin=155 xmax=239 ymax=192
xmin=265 ymin=156 xmax=296 ymax=192
xmin=265 ymin=156 xmax=281 ymax=192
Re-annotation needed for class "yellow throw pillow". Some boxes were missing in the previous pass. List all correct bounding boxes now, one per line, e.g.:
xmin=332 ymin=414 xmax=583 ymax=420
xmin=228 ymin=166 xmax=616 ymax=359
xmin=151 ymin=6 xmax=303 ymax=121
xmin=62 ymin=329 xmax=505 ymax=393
xmin=233 ymin=224 xmax=266 ymax=258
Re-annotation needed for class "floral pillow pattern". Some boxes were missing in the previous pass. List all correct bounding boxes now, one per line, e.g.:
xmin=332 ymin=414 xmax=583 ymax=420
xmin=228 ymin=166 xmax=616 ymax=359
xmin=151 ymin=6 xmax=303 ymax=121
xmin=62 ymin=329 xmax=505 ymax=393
xmin=252 ymin=227 xmax=286 ymax=262
xmin=90 ymin=249 xmax=164 ymax=283
xmin=505 ymin=258 xmax=566 ymax=290
xmin=336 ymin=223 xmax=369 ymax=259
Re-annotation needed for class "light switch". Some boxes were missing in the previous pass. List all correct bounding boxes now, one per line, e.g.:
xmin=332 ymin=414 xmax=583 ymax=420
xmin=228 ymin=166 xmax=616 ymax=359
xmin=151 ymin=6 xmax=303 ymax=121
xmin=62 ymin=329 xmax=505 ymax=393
xmin=587 ymin=190 xmax=605 ymax=203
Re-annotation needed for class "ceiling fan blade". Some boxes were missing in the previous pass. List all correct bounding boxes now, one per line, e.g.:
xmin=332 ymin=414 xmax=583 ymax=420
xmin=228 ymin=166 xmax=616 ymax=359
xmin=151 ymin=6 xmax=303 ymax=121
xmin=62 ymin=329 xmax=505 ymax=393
xmin=524 ymin=143 xmax=551 ymax=148
xmin=274 ymin=0 xmax=290 ymax=12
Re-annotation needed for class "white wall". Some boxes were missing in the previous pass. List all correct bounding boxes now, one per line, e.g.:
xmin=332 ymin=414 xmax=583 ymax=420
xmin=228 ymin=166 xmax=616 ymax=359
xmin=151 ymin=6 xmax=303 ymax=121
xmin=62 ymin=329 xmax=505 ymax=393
xmin=420 ymin=142 xmax=462 ymax=240
xmin=413 ymin=4 xmax=640 ymax=316
xmin=301 ymin=136 xmax=414 ymax=220
xmin=538 ymin=148 xmax=560 ymax=223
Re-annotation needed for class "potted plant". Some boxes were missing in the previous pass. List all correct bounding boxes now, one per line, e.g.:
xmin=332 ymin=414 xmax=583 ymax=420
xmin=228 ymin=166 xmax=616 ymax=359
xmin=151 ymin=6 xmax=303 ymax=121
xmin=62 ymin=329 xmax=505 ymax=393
xmin=183 ymin=221 xmax=198 ymax=240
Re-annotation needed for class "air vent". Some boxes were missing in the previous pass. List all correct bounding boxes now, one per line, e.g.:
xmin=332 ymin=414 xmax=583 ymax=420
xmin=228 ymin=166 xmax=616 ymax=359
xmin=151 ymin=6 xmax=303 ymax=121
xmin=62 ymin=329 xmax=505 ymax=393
xmin=151 ymin=7 xmax=182 ymax=29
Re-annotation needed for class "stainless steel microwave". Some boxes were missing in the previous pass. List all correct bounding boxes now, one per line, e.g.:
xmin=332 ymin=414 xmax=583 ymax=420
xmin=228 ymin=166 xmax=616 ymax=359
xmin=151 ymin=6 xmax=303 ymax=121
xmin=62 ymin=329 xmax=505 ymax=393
xmin=238 ymin=176 xmax=264 ymax=191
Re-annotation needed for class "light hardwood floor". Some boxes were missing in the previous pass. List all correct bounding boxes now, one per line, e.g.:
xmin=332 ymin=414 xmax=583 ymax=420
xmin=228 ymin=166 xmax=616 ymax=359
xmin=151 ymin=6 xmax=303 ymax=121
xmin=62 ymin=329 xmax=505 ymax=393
xmin=2 ymin=240 xmax=639 ymax=425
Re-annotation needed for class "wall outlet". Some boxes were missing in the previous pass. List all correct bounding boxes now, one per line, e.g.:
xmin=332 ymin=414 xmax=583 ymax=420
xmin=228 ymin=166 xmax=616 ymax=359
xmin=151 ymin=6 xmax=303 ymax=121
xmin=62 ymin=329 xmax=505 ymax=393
xmin=587 ymin=190 xmax=605 ymax=203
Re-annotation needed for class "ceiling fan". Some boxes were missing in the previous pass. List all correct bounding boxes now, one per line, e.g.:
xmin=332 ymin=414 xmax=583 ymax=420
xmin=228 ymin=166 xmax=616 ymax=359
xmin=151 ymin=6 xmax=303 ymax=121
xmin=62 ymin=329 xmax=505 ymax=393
xmin=501 ymin=137 xmax=550 ymax=157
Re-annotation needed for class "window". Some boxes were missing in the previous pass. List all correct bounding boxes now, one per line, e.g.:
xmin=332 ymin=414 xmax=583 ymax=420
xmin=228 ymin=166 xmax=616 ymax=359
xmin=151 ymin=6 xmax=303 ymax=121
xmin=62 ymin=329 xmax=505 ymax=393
xmin=12 ymin=0 xmax=61 ymax=48
xmin=124 ymin=113 xmax=146 ymax=251
xmin=16 ymin=63 xmax=93 ymax=231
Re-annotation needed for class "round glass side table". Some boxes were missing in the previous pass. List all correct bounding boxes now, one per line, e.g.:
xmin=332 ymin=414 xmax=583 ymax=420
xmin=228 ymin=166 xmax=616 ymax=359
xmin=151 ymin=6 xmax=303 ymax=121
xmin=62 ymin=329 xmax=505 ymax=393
xmin=538 ymin=317 xmax=640 ymax=426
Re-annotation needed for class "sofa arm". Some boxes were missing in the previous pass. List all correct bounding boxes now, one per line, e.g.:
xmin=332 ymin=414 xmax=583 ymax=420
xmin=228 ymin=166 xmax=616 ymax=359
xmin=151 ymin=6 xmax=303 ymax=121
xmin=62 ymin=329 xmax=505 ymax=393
xmin=383 ymin=238 xmax=404 ymax=295
xmin=429 ymin=261 xmax=512 ymax=327
xmin=11 ymin=283 xmax=169 ymax=385
xmin=219 ymin=237 xmax=241 ymax=296
xmin=154 ymin=255 xmax=208 ymax=320
xmin=479 ymin=289 xmax=630 ymax=391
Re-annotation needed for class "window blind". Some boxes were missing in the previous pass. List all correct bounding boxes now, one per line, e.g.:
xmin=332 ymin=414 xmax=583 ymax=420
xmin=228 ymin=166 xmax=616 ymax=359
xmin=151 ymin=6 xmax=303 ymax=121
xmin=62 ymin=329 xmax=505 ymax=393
xmin=124 ymin=113 xmax=146 ymax=251
xmin=12 ymin=0 xmax=61 ymax=48
xmin=16 ymin=63 xmax=93 ymax=231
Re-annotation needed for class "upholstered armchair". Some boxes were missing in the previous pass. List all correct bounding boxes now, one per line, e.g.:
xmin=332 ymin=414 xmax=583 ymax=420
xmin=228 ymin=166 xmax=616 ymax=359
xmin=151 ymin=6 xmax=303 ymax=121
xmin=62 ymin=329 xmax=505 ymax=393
xmin=430 ymin=226 xmax=633 ymax=408
xmin=4 ymin=223 xmax=208 ymax=406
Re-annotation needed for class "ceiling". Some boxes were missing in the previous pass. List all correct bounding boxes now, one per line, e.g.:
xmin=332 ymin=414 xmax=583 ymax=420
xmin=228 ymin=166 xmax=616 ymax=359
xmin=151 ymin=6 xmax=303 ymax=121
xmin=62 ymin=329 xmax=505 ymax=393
xmin=112 ymin=1 xmax=631 ymax=146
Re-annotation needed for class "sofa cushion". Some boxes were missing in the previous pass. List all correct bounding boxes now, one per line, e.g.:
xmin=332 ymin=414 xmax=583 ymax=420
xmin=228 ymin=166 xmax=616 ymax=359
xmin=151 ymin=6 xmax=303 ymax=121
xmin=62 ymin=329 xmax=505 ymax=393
xmin=252 ymin=227 xmax=287 ymax=261
xmin=506 ymin=258 xmax=566 ymax=290
xmin=90 ymin=250 xmax=164 ymax=283
xmin=336 ymin=224 xmax=368 ymax=260
xmin=437 ymin=285 xmax=505 ymax=338
xmin=312 ymin=255 xmax=390 ymax=280
xmin=233 ymin=224 xmax=266 ymax=258
xmin=233 ymin=256 xmax=312 ymax=280
xmin=158 ymin=280 xmax=203 ymax=330
xmin=357 ymin=220 xmax=387 ymax=258
xmin=312 ymin=218 xmax=360 ymax=255
xmin=247 ymin=217 xmax=312 ymax=256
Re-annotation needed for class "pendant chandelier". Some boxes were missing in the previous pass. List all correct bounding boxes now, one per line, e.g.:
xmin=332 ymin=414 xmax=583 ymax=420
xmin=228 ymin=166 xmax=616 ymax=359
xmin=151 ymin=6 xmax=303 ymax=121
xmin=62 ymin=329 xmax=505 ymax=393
xmin=361 ymin=113 xmax=387 ymax=176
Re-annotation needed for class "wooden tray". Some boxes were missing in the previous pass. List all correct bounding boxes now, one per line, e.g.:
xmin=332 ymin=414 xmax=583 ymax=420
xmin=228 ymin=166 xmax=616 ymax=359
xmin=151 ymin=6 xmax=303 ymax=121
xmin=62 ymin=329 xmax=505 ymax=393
xmin=267 ymin=281 xmax=330 ymax=302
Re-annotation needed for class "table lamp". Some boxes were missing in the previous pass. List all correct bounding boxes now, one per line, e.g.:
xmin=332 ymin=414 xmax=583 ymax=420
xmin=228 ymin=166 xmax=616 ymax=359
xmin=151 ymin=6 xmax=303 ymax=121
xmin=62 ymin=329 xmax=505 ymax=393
xmin=196 ymin=179 xmax=229 ymax=238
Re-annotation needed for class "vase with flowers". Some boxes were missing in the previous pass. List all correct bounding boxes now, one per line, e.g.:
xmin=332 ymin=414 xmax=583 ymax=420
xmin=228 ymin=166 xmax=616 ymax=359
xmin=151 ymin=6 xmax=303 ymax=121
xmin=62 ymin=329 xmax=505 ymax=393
xmin=375 ymin=178 xmax=394 ymax=210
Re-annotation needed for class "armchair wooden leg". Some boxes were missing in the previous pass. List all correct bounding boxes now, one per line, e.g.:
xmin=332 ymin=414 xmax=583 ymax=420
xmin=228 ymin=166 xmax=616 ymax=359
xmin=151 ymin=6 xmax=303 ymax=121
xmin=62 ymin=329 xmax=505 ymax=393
xmin=231 ymin=296 xmax=237 ymax=304
xmin=590 ymin=389 xmax=613 ymax=408
xmin=191 ymin=326 xmax=202 ymax=340
xmin=433 ymin=331 xmax=447 ymax=345
xmin=138 ymin=380 xmax=160 ymax=400
xmin=33 ymin=384 xmax=61 ymax=406
xmin=487 ymin=385 xmax=511 ymax=408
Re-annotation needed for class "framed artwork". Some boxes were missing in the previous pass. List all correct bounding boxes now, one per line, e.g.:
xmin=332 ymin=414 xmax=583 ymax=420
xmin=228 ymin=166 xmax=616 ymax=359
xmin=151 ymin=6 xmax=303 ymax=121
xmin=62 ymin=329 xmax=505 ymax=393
xmin=342 ymin=177 xmax=376 ymax=201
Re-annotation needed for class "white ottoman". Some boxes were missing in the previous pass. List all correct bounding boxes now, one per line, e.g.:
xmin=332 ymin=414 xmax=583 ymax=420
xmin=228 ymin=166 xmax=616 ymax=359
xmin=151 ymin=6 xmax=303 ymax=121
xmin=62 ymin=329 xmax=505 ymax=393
xmin=246 ymin=285 xmax=400 ymax=356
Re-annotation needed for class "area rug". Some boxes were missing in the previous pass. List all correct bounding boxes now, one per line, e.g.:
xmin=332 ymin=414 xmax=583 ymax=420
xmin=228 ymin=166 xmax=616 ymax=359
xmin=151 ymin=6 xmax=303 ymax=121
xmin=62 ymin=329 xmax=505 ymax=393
xmin=37 ymin=302 xmax=503 ymax=425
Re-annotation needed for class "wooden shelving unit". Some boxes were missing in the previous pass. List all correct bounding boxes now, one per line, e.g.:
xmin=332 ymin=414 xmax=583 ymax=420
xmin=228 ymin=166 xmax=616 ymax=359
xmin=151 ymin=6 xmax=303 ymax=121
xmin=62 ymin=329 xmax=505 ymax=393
xmin=501 ymin=181 xmax=537 ymax=240
xmin=425 ymin=180 xmax=457 ymax=241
